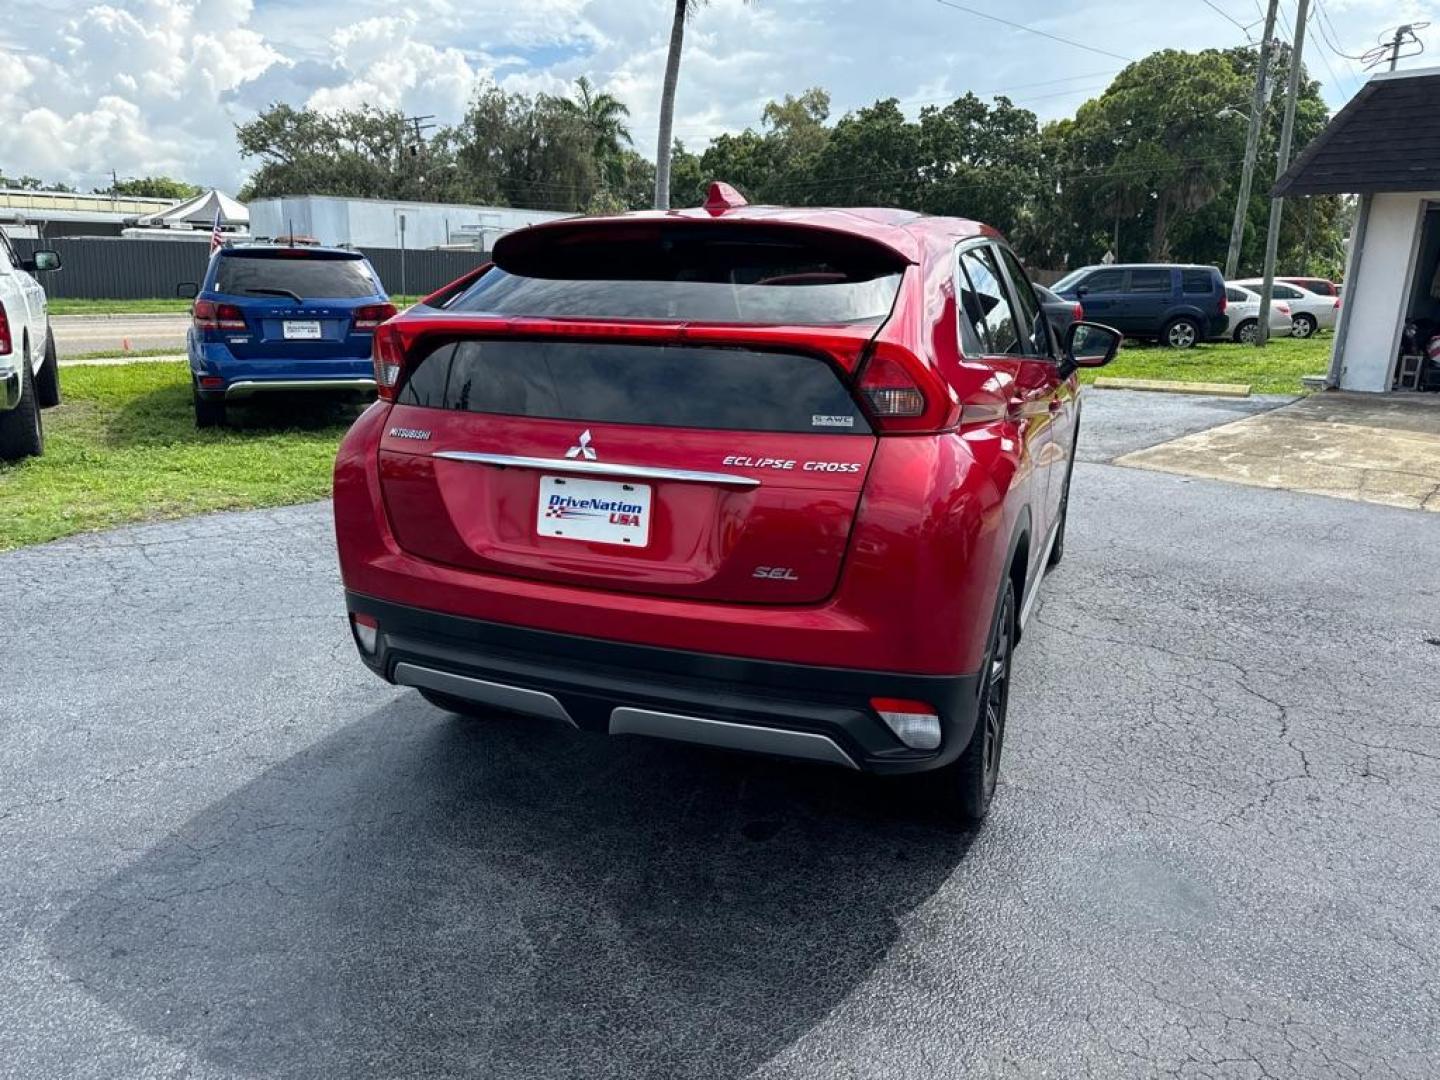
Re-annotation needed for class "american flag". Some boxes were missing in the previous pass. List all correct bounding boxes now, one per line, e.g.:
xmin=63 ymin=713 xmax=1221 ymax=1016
xmin=209 ymin=207 xmax=223 ymax=254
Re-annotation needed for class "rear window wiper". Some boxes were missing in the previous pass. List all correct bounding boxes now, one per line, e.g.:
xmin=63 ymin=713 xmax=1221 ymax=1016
xmin=243 ymin=287 xmax=304 ymax=303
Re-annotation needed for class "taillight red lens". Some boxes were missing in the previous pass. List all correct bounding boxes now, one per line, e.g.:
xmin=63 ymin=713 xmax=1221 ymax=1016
xmin=1072 ymin=302 xmax=1084 ymax=322
xmin=858 ymin=352 xmax=926 ymax=419
xmin=0 ymin=303 xmax=11 ymax=356
xmin=193 ymin=300 xmax=245 ymax=332
xmin=854 ymin=343 xmax=958 ymax=433
xmin=1219 ymin=293 xmax=1227 ymax=315
xmin=353 ymin=302 xmax=397 ymax=331
xmin=372 ymin=323 xmax=406 ymax=401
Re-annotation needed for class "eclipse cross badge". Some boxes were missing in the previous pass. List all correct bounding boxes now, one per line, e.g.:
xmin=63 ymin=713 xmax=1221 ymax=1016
xmin=566 ymin=429 xmax=597 ymax=461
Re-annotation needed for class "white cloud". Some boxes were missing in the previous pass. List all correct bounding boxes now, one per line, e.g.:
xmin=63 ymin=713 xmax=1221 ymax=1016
xmin=1 ymin=0 xmax=1436 ymax=195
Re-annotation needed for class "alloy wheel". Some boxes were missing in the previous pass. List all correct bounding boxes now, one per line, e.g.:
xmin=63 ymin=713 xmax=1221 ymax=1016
xmin=981 ymin=591 xmax=1013 ymax=795
xmin=1167 ymin=321 xmax=1197 ymax=348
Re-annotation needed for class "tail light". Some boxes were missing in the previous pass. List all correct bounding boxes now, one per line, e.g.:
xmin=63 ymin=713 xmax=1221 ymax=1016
xmin=854 ymin=344 xmax=958 ymax=433
xmin=193 ymin=299 xmax=246 ymax=332
xmin=871 ymin=697 xmax=941 ymax=750
xmin=1219 ymin=293 xmax=1227 ymax=315
xmin=0 ymin=303 xmax=10 ymax=356
xmin=353 ymin=302 xmax=397 ymax=331
xmin=1334 ymin=297 xmax=1342 ymax=309
xmin=372 ymin=323 xmax=406 ymax=401
xmin=1277 ymin=303 xmax=1290 ymax=316
xmin=1072 ymin=302 xmax=1084 ymax=322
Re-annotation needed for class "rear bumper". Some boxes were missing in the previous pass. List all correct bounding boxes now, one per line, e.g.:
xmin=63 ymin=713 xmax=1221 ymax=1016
xmin=224 ymin=377 xmax=376 ymax=399
xmin=346 ymin=592 xmax=982 ymax=776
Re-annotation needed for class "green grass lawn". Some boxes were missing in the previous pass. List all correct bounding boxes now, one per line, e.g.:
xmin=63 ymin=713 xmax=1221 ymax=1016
xmin=49 ymin=296 xmax=423 ymax=316
xmin=0 ymin=361 xmax=359 ymax=550
xmin=1079 ymin=333 xmax=1331 ymax=395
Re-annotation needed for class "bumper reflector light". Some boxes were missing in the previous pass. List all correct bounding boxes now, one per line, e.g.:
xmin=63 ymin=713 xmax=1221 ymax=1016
xmin=871 ymin=697 xmax=942 ymax=750
xmin=350 ymin=612 xmax=379 ymax=654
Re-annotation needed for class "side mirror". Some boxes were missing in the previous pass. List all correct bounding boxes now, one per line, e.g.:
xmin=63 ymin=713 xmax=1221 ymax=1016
xmin=1074 ymin=285 xmax=1089 ymax=298
xmin=22 ymin=249 xmax=61 ymax=273
xmin=177 ymin=282 xmax=199 ymax=299
xmin=1060 ymin=320 xmax=1123 ymax=378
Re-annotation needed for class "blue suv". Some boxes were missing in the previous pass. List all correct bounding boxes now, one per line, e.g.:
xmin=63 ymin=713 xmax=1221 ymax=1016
xmin=1051 ymin=263 xmax=1227 ymax=349
xmin=181 ymin=245 xmax=395 ymax=426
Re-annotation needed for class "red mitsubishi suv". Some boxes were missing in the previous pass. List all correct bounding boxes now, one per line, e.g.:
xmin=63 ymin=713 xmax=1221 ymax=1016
xmin=334 ymin=183 xmax=1120 ymax=823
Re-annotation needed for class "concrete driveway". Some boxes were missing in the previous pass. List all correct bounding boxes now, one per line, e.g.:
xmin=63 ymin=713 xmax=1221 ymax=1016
xmin=2 ymin=390 xmax=1437 ymax=1079
xmin=50 ymin=314 xmax=189 ymax=358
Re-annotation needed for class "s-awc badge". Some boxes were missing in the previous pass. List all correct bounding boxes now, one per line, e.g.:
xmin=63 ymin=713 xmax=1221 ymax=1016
xmin=811 ymin=414 xmax=856 ymax=428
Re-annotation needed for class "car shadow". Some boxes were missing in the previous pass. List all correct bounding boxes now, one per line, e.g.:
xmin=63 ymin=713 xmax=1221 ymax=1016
xmin=49 ymin=696 xmax=972 ymax=1079
xmin=103 ymin=380 xmax=365 ymax=446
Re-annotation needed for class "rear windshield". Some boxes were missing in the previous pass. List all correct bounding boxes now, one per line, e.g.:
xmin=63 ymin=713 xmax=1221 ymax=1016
xmin=214 ymin=253 xmax=379 ymax=299
xmin=398 ymin=339 xmax=870 ymax=434
xmin=437 ymin=225 xmax=903 ymax=325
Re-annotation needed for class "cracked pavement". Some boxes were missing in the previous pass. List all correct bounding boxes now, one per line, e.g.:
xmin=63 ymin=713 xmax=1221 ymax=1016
xmin=1 ymin=389 xmax=1437 ymax=1078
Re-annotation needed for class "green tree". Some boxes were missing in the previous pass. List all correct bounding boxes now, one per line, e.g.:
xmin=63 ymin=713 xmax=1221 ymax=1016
xmin=556 ymin=76 xmax=634 ymax=192
xmin=107 ymin=176 xmax=202 ymax=199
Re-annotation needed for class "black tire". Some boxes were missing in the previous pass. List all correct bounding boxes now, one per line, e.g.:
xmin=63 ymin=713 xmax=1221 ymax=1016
xmin=192 ymin=378 xmax=226 ymax=428
xmin=418 ymin=688 xmax=492 ymax=718
xmin=1163 ymin=316 xmax=1201 ymax=349
xmin=916 ymin=579 xmax=1016 ymax=825
xmin=1233 ymin=318 xmax=1259 ymax=345
xmin=35 ymin=329 xmax=60 ymax=408
xmin=0 ymin=348 xmax=44 ymax=460
xmin=1291 ymin=313 xmax=1317 ymax=339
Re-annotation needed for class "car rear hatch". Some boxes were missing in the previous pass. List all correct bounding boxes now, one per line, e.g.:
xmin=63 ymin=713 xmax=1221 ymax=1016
xmin=208 ymin=249 xmax=387 ymax=359
xmin=374 ymin=218 xmax=915 ymax=605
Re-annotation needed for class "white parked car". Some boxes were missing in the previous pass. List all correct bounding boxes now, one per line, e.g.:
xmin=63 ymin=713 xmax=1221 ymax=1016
xmin=1231 ymin=278 xmax=1339 ymax=339
xmin=0 ymin=227 xmax=62 ymax=460
xmin=1224 ymin=285 xmax=1293 ymax=344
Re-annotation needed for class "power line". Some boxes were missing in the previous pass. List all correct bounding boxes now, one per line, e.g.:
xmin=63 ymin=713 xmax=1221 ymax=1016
xmin=1201 ymin=0 xmax=1255 ymax=36
xmin=931 ymin=0 xmax=1133 ymax=62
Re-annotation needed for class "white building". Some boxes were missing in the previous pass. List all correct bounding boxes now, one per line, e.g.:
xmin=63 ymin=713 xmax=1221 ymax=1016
xmin=247 ymin=195 xmax=568 ymax=252
xmin=1276 ymin=67 xmax=1440 ymax=393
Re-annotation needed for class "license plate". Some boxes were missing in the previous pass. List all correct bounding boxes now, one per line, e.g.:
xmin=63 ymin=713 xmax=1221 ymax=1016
xmin=537 ymin=475 xmax=651 ymax=547
xmin=282 ymin=320 xmax=323 ymax=340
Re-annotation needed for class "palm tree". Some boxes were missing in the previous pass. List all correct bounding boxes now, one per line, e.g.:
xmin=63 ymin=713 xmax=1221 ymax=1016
xmin=564 ymin=76 xmax=633 ymax=163
xmin=653 ymin=0 xmax=749 ymax=209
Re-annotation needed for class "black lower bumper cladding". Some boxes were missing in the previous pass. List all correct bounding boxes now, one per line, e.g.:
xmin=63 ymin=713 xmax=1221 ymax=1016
xmin=345 ymin=593 xmax=981 ymax=775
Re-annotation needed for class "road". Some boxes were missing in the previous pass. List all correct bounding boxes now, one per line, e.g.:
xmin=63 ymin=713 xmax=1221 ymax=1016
xmin=50 ymin=314 xmax=188 ymax=358
xmin=2 ymin=391 xmax=1437 ymax=1079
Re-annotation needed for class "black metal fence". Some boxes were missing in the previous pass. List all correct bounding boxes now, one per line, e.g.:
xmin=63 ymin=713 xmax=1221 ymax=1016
xmin=12 ymin=237 xmax=487 ymax=300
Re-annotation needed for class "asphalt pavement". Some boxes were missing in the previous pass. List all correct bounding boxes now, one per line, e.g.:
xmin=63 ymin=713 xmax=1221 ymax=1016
xmin=50 ymin=314 xmax=189 ymax=358
xmin=2 ymin=389 xmax=1437 ymax=1078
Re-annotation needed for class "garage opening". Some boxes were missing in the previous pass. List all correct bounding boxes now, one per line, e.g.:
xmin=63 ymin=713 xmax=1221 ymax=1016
xmin=1397 ymin=203 xmax=1440 ymax=392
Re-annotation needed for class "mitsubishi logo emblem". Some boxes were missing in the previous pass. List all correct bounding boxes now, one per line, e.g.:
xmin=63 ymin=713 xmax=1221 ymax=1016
xmin=565 ymin=429 xmax=597 ymax=460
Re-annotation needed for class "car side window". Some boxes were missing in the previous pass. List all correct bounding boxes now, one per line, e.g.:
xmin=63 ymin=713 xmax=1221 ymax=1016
xmin=959 ymin=247 xmax=1020 ymax=355
xmin=1225 ymin=287 xmax=1247 ymax=303
xmin=994 ymin=246 xmax=1050 ymax=358
xmin=1129 ymin=268 xmax=1172 ymax=293
xmin=953 ymin=249 xmax=988 ymax=356
xmin=1080 ymin=268 xmax=1123 ymax=293
xmin=1272 ymin=284 xmax=1301 ymax=299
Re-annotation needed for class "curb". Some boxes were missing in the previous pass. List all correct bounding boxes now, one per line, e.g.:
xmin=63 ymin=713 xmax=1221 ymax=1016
xmin=59 ymin=354 xmax=186 ymax=368
xmin=1093 ymin=377 xmax=1252 ymax=398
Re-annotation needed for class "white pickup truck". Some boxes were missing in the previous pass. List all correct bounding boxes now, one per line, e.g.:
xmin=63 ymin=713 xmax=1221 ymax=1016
xmin=0 ymin=227 xmax=62 ymax=459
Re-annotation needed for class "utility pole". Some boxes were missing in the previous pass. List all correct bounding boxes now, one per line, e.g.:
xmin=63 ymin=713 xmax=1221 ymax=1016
xmin=1255 ymin=0 xmax=1310 ymax=347
xmin=1225 ymin=0 xmax=1279 ymax=280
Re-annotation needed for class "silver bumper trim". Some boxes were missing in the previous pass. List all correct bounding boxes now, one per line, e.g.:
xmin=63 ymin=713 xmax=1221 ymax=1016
xmin=393 ymin=662 xmax=578 ymax=727
xmin=609 ymin=707 xmax=858 ymax=769
xmin=432 ymin=451 xmax=761 ymax=489
xmin=224 ymin=377 xmax=376 ymax=398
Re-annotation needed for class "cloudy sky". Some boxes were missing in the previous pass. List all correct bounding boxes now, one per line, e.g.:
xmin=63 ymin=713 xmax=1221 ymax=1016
xmin=2 ymin=0 xmax=1434 ymax=197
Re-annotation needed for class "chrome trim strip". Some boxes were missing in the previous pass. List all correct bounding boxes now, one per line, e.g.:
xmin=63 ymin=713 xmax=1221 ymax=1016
xmin=1021 ymin=519 xmax=1059 ymax=630
xmin=609 ymin=707 xmax=858 ymax=770
xmin=225 ymin=377 xmax=377 ymax=398
xmin=432 ymin=451 xmax=761 ymax=489
xmin=393 ymin=662 xmax=578 ymax=728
